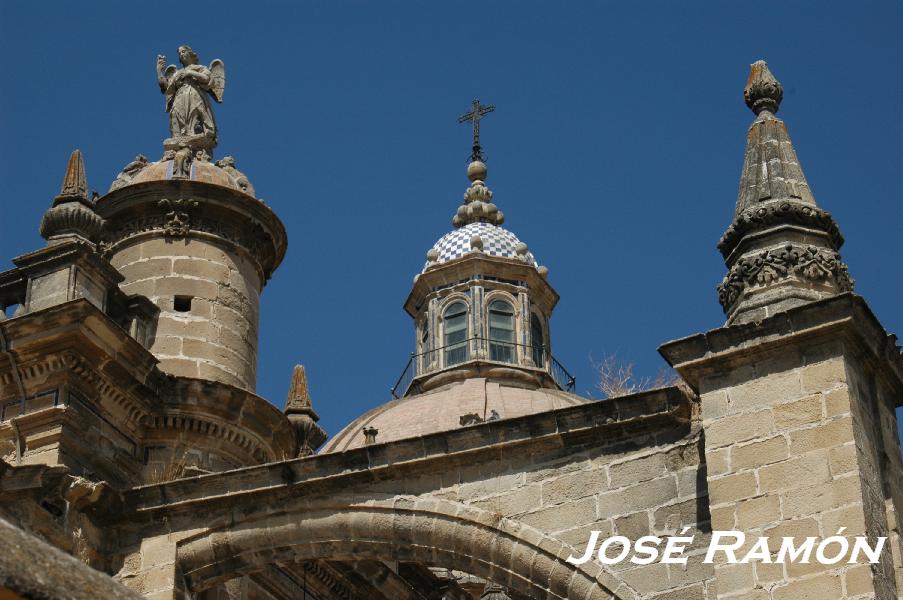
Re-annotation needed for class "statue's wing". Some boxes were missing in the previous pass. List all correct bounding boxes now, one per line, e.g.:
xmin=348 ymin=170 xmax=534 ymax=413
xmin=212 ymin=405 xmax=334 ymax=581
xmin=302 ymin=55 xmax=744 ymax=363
xmin=209 ymin=59 xmax=225 ymax=103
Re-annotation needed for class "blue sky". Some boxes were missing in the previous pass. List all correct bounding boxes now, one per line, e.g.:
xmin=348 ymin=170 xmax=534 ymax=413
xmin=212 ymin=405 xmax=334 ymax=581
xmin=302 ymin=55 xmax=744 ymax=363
xmin=1 ymin=1 xmax=901 ymax=448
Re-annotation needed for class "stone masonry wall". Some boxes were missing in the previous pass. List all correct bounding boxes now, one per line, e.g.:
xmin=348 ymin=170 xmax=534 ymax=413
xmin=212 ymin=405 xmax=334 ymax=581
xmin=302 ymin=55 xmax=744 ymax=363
xmin=844 ymin=356 xmax=903 ymax=596
xmin=110 ymin=236 xmax=261 ymax=391
xmin=697 ymin=338 xmax=894 ymax=599
xmin=359 ymin=420 xmax=714 ymax=599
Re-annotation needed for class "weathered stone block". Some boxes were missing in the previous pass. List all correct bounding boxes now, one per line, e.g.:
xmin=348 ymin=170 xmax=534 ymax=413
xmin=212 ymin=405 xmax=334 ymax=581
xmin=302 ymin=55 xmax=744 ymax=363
xmin=597 ymin=476 xmax=678 ymax=518
xmin=828 ymin=443 xmax=858 ymax=476
xmin=614 ymin=511 xmax=650 ymax=540
xmin=726 ymin=370 xmax=803 ymax=413
xmin=735 ymin=494 xmax=781 ymax=529
xmin=731 ymin=435 xmax=789 ymax=470
xmin=712 ymin=563 xmax=755 ymax=595
xmin=519 ymin=496 xmax=597 ymax=533
xmin=788 ymin=416 xmax=854 ymax=454
xmin=781 ymin=476 xmax=862 ymax=519
xmin=773 ymin=395 xmax=823 ymax=430
xmin=771 ymin=571 xmax=842 ymax=600
xmin=800 ymin=359 xmax=846 ymax=394
xmin=707 ymin=472 xmax=757 ymax=505
xmin=609 ymin=453 xmax=668 ymax=489
xmin=541 ymin=468 xmax=607 ymax=506
xmin=704 ymin=410 xmax=775 ymax=449
xmin=706 ymin=448 xmax=729 ymax=476
xmin=757 ymin=451 xmax=831 ymax=493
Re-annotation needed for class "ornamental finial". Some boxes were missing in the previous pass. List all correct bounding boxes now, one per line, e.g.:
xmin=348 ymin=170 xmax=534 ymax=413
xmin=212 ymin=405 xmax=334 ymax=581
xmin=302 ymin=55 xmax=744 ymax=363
xmin=744 ymin=60 xmax=783 ymax=115
xmin=285 ymin=364 xmax=313 ymax=412
xmin=457 ymin=99 xmax=495 ymax=163
xmin=58 ymin=149 xmax=88 ymax=200
xmin=40 ymin=150 xmax=104 ymax=244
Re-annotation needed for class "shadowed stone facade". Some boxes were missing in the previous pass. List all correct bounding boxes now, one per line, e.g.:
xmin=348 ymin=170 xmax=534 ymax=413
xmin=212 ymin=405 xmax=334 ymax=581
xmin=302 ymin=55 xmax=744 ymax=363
xmin=0 ymin=56 xmax=900 ymax=600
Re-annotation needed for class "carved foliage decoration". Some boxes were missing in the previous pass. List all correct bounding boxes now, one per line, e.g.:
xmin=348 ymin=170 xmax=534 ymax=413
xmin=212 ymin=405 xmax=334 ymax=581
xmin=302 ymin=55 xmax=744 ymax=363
xmin=717 ymin=245 xmax=854 ymax=312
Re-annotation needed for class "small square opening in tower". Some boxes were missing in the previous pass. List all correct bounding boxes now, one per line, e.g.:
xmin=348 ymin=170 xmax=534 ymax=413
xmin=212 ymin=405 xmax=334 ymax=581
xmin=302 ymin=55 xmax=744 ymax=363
xmin=173 ymin=295 xmax=193 ymax=312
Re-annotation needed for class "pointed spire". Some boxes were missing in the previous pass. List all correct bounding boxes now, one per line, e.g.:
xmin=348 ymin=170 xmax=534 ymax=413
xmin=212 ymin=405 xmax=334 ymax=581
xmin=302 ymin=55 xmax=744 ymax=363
xmin=57 ymin=149 xmax=88 ymax=201
xmin=731 ymin=61 xmax=816 ymax=217
xmin=40 ymin=150 xmax=103 ymax=244
xmin=283 ymin=365 xmax=327 ymax=457
xmin=716 ymin=61 xmax=852 ymax=324
xmin=285 ymin=364 xmax=314 ymax=414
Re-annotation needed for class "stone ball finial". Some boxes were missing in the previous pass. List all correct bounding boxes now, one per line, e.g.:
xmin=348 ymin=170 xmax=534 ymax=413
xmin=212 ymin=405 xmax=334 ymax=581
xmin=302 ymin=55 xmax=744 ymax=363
xmin=467 ymin=160 xmax=488 ymax=182
xmin=470 ymin=235 xmax=484 ymax=252
xmin=744 ymin=60 xmax=783 ymax=115
xmin=426 ymin=248 xmax=439 ymax=264
xmin=537 ymin=265 xmax=549 ymax=278
xmin=515 ymin=242 xmax=529 ymax=258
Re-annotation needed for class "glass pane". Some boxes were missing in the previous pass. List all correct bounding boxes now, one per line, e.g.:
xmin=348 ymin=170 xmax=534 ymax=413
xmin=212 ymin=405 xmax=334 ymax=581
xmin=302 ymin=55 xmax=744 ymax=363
xmin=531 ymin=313 xmax=545 ymax=367
xmin=444 ymin=302 xmax=468 ymax=367
xmin=490 ymin=342 xmax=514 ymax=363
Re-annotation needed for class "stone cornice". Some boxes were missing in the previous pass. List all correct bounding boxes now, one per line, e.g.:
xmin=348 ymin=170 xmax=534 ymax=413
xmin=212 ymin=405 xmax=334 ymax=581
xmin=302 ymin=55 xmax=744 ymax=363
xmin=151 ymin=376 xmax=297 ymax=464
xmin=406 ymin=253 xmax=559 ymax=317
xmin=659 ymin=293 xmax=903 ymax=403
xmin=95 ymin=180 xmax=287 ymax=282
xmin=105 ymin=385 xmax=689 ymax=521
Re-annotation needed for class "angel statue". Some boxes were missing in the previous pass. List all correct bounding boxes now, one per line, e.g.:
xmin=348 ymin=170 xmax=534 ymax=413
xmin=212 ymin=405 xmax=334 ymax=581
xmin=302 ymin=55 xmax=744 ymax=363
xmin=156 ymin=46 xmax=225 ymax=153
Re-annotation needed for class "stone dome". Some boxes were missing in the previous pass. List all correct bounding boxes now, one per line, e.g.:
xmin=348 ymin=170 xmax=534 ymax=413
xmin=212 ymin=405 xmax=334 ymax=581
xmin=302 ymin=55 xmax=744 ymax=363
xmin=424 ymin=221 xmax=537 ymax=272
xmin=109 ymin=157 xmax=257 ymax=197
xmin=321 ymin=377 xmax=588 ymax=453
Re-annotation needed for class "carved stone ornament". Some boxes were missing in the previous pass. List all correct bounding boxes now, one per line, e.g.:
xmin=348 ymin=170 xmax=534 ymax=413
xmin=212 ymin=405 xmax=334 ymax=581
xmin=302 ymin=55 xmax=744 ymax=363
xmin=717 ymin=245 xmax=854 ymax=312
xmin=718 ymin=201 xmax=843 ymax=258
xmin=156 ymin=45 xmax=225 ymax=154
xmin=109 ymin=155 xmax=149 ymax=191
xmin=744 ymin=60 xmax=783 ymax=115
xmin=215 ymin=155 xmax=256 ymax=196
xmin=157 ymin=198 xmax=199 ymax=237
xmin=451 ymin=161 xmax=504 ymax=228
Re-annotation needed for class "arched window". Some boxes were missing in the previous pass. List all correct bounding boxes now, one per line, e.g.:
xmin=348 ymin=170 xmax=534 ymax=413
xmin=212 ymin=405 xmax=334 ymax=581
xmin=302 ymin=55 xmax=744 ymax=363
xmin=488 ymin=300 xmax=515 ymax=364
xmin=443 ymin=302 xmax=468 ymax=366
xmin=531 ymin=313 xmax=545 ymax=367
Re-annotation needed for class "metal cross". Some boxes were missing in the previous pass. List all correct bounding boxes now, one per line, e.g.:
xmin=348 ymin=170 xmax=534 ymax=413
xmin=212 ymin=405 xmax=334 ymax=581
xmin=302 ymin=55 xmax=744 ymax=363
xmin=457 ymin=98 xmax=495 ymax=162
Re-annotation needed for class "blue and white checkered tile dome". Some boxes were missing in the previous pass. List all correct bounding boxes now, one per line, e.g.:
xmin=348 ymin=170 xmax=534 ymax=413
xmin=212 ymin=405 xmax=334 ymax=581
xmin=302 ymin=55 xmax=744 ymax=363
xmin=423 ymin=222 xmax=537 ymax=272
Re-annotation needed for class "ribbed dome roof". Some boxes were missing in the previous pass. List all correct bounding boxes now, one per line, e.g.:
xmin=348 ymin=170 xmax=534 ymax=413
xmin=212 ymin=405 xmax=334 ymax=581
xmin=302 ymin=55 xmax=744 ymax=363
xmin=423 ymin=222 xmax=537 ymax=272
xmin=109 ymin=157 xmax=256 ymax=197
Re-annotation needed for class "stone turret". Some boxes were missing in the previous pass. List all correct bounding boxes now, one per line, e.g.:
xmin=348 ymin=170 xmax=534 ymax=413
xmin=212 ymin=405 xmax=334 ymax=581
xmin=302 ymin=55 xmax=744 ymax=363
xmin=93 ymin=47 xmax=287 ymax=392
xmin=717 ymin=61 xmax=853 ymax=324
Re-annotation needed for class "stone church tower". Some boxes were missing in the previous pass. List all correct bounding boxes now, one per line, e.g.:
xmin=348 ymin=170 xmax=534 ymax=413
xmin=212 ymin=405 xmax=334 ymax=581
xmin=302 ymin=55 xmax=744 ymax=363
xmin=0 ymin=54 xmax=900 ymax=600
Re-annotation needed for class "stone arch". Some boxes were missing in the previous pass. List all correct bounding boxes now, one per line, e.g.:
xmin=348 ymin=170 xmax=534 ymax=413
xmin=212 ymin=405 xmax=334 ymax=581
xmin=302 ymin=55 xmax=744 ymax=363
xmin=176 ymin=498 xmax=632 ymax=599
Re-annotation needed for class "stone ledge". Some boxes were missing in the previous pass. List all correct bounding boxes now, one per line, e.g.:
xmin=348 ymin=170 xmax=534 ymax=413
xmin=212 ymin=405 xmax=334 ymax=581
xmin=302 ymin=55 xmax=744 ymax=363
xmin=658 ymin=293 xmax=903 ymax=403
xmin=112 ymin=385 xmax=690 ymax=519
